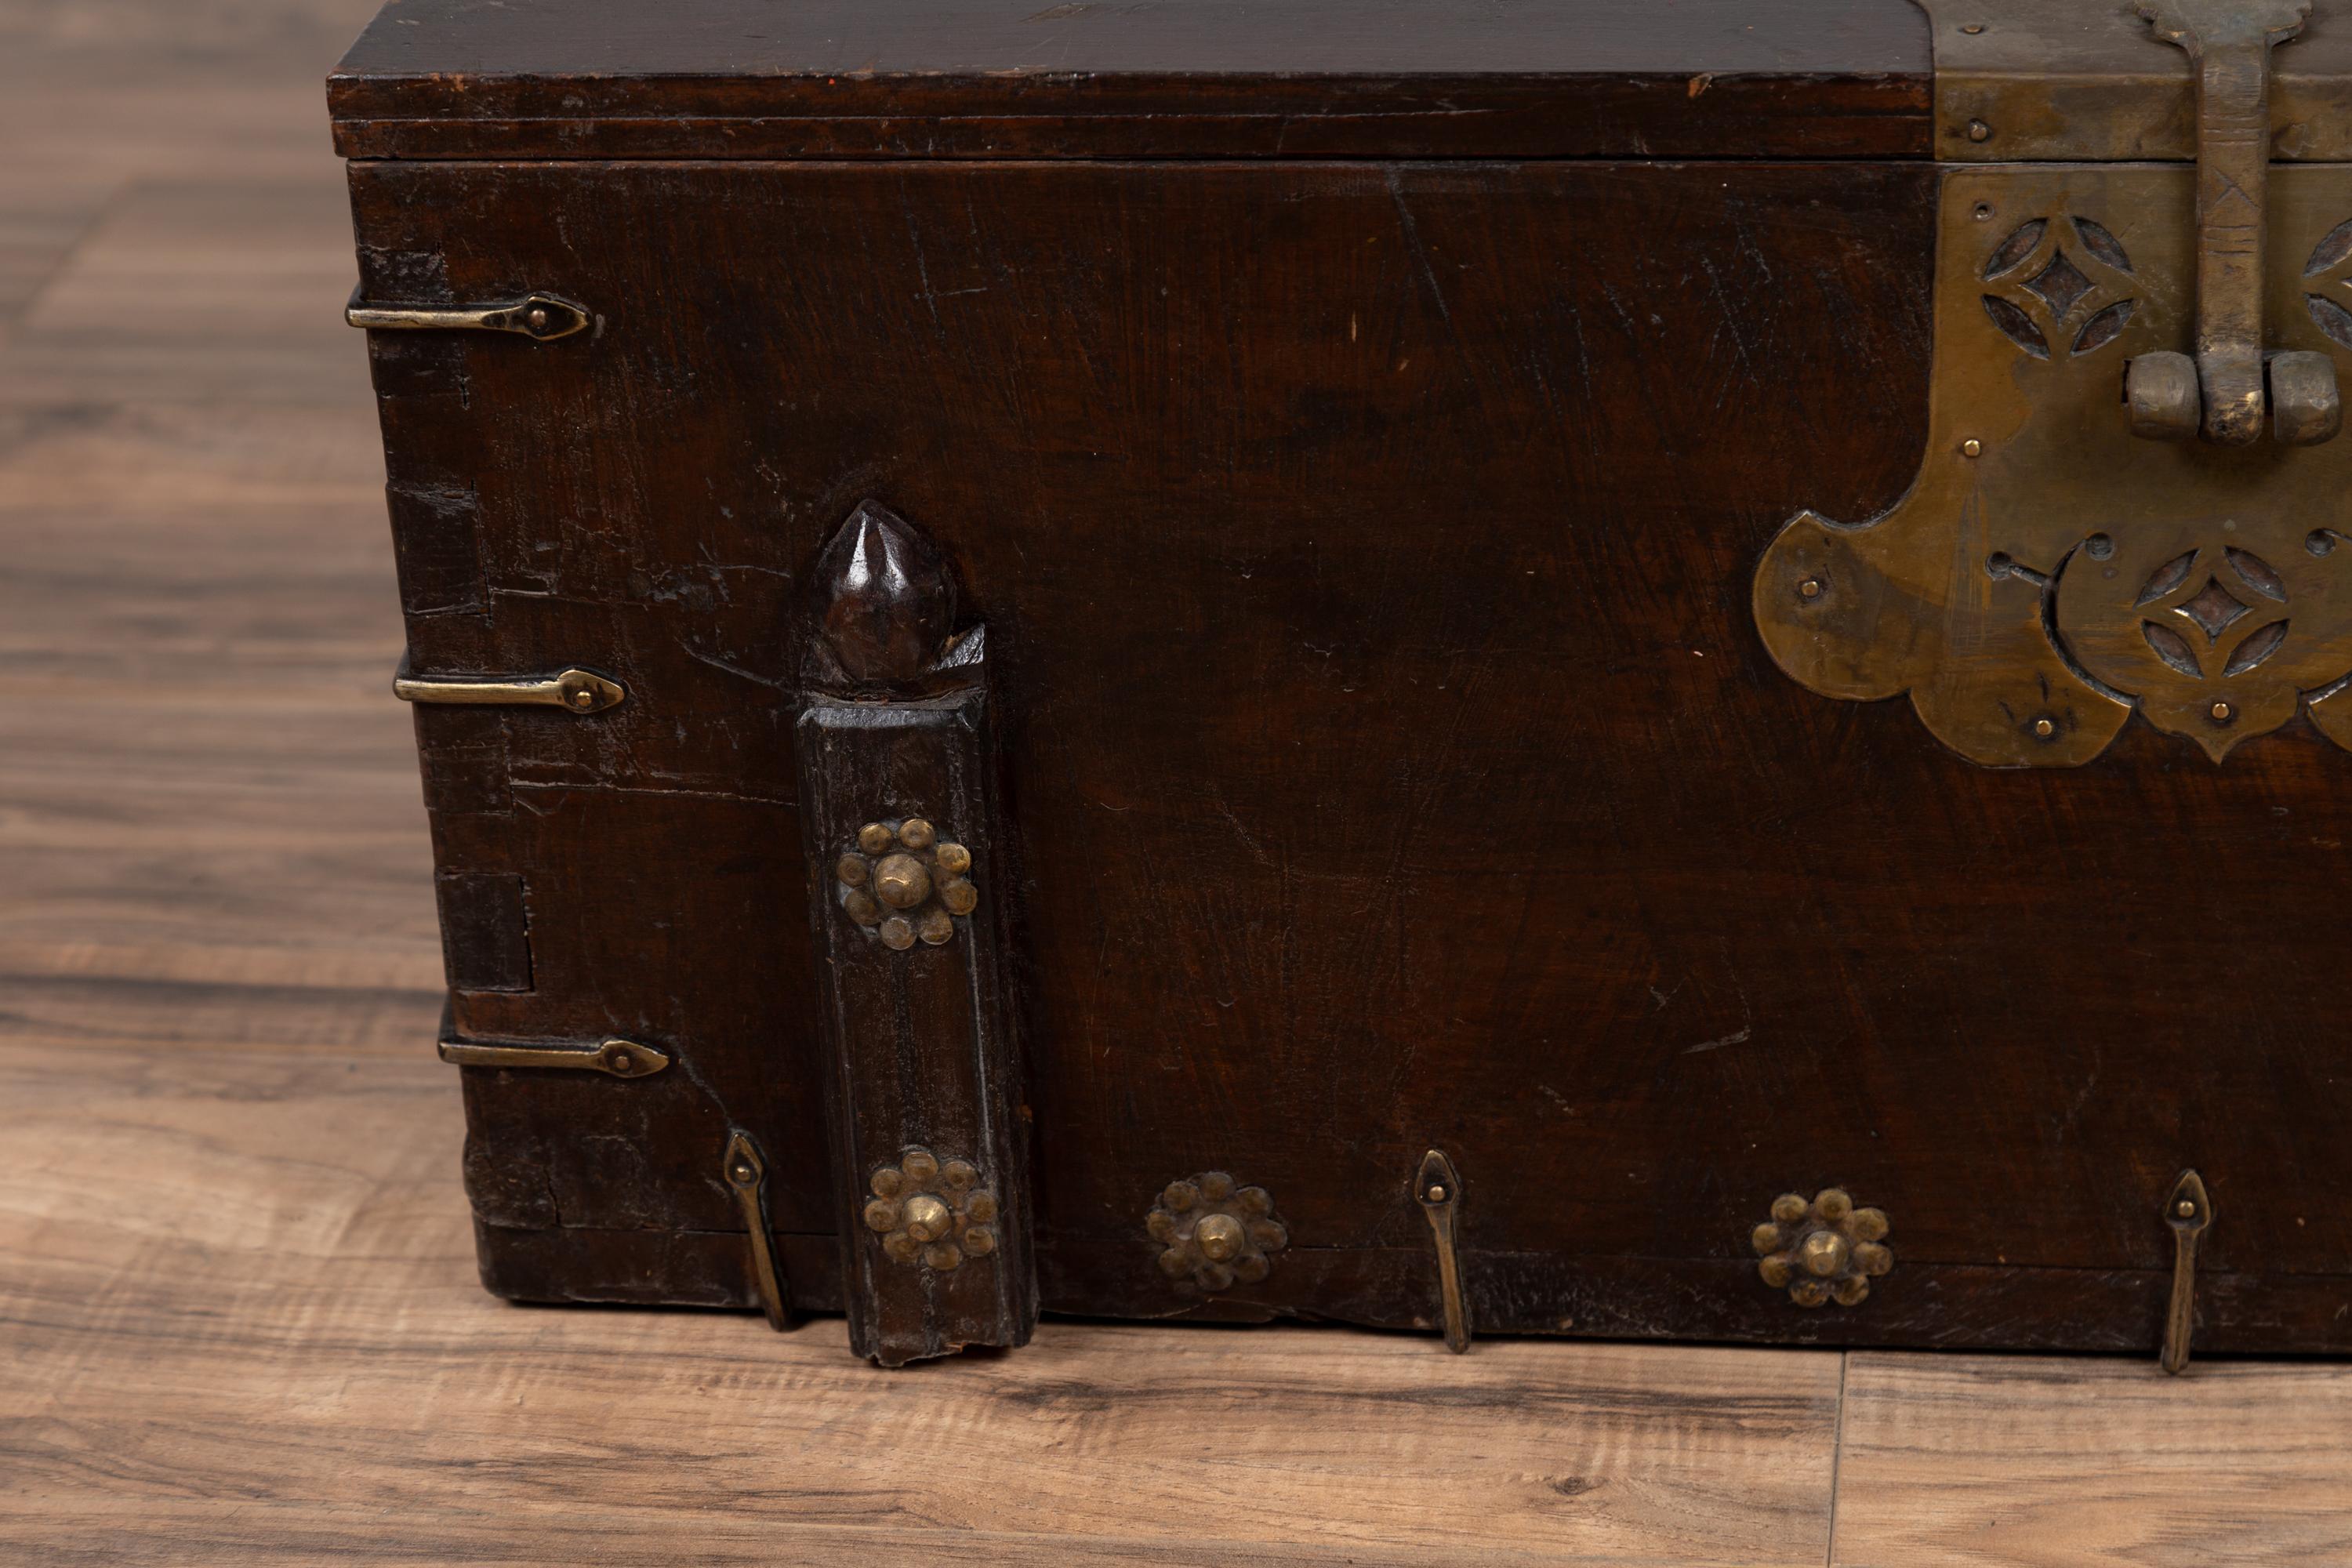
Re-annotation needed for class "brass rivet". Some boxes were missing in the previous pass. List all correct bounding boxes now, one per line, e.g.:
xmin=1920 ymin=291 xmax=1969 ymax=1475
xmin=902 ymin=1193 xmax=952 ymax=1243
xmin=1196 ymin=1213 xmax=1246 ymax=1263
xmin=874 ymin=852 xmax=932 ymax=909
xmin=2210 ymin=701 xmax=2233 ymax=723
xmin=2033 ymin=718 xmax=2056 ymax=739
xmin=1967 ymin=119 xmax=1991 ymax=143
xmin=1962 ymin=438 xmax=1983 ymax=457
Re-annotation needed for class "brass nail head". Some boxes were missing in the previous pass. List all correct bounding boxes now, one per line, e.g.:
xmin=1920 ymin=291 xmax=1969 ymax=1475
xmin=1196 ymin=1213 xmax=1246 ymax=1262
xmin=1966 ymin=118 xmax=1991 ymax=142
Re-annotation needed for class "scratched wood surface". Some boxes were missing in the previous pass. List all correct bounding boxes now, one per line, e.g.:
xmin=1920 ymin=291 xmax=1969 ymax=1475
xmin=5 ymin=1 xmax=2352 ymax=1563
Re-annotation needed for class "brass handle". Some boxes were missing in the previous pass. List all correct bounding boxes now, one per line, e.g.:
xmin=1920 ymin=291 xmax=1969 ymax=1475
xmin=345 ymin=286 xmax=589 ymax=340
xmin=393 ymin=663 xmax=625 ymax=713
xmin=2126 ymin=0 xmax=2339 ymax=445
xmin=437 ymin=1036 xmax=669 ymax=1077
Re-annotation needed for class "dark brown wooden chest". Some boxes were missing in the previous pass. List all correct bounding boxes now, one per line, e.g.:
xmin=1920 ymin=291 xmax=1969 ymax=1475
xmin=331 ymin=0 xmax=2352 ymax=1367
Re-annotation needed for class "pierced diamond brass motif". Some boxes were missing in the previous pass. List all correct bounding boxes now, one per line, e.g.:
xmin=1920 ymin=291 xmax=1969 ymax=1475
xmin=1754 ymin=167 xmax=2352 ymax=765
xmin=1750 ymin=1189 xmax=1893 ymax=1308
xmin=833 ymin=818 xmax=978 ymax=949
xmin=1147 ymin=1171 xmax=1287 ymax=1291
xmin=863 ymin=1147 xmax=999 ymax=1272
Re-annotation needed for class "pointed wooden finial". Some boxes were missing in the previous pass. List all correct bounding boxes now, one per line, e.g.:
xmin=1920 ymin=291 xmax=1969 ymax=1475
xmin=809 ymin=500 xmax=957 ymax=689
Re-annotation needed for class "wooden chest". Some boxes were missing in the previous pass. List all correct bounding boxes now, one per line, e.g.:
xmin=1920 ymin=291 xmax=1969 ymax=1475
xmin=332 ymin=0 xmax=2352 ymax=1366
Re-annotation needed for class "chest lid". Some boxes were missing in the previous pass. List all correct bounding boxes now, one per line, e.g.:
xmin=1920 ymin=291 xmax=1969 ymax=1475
xmin=326 ymin=0 xmax=1931 ymax=161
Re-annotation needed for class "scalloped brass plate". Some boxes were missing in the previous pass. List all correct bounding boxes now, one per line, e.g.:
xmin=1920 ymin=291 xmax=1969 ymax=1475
xmin=1754 ymin=165 xmax=2352 ymax=765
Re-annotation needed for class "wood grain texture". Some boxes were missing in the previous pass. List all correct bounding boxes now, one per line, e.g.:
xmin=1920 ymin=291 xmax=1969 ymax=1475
xmin=0 ymin=1038 xmax=1846 ymax=1567
xmin=9 ymin=3 xmax=2352 ymax=1563
xmin=326 ymin=0 xmax=1932 ymax=160
xmin=1832 ymin=1352 xmax=2352 ymax=1565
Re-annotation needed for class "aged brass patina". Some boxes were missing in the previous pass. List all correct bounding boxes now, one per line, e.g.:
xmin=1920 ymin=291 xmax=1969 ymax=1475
xmin=344 ymin=286 xmax=589 ymax=339
xmin=392 ymin=661 xmax=626 ymax=713
xmin=1415 ymin=1149 xmax=1472 ymax=1353
xmin=1754 ymin=165 xmax=2352 ymax=764
xmin=436 ymin=1034 xmax=670 ymax=1077
xmin=863 ymin=1146 xmax=1001 ymax=1272
xmin=2161 ymin=1169 xmax=2214 ymax=1374
xmin=723 ymin=1129 xmax=793 ymax=1332
xmin=1930 ymin=0 xmax=2352 ymax=163
xmin=1751 ymin=1189 xmax=1893 ymax=1308
xmin=834 ymin=818 xmax=978 ymax=949
xmin=1147 ymin=1171 xmax=1288 ymax=1290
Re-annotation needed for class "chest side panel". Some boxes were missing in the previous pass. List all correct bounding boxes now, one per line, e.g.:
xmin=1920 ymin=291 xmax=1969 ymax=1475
xmin=350 ymin=158 xmax=2352 ymax=1350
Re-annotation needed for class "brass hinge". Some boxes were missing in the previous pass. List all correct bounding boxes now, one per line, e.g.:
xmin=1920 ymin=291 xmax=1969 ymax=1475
xmin=393 ymin=661 xmax=626 ymax=714
xmin=437 ymin=1035 xmax=670 ymax=1078
xmin=345 ymin=286 xmax=590 ymax=341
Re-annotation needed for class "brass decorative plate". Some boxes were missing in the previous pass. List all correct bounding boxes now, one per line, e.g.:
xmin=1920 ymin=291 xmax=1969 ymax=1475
xmin=1754 ymin=166 xmax=2352 ymax=764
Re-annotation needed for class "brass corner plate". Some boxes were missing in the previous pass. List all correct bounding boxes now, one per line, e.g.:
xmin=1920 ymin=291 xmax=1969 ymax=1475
xmin=1755 ymin=165 xmax=2352 ymax=764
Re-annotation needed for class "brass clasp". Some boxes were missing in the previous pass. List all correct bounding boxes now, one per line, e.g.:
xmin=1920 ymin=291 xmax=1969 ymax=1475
xmin=2125 ymin=0 xmax=2340 ymax=445
xmin=393 ymin=660 xmax=626 ymax=713
xmin=345 ymin=286 xmax=589 ymax=341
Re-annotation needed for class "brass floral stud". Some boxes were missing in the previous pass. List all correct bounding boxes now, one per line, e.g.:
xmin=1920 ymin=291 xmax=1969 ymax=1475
xmin=834 ymin=817 xmax=978 ymax=949
xmin=1148 ymin=1171 xmax=1287 ymax=1290
xmin=863 ymin=1146 xmax=998 ymax=1272
xmin=1751 ymin=1188 xmax=1892 ymax=1307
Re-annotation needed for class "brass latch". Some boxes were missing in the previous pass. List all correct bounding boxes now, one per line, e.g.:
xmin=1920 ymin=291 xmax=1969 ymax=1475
xmin=393 ymin=661 xmax=626 ymax=713
xmin=437 ymin=1034 xmax=670 ymax=1077
xmin=2123 ymin=0 xmax=2340 ymax=445
xmin=345 ymin=286 xmax=590 ymax=341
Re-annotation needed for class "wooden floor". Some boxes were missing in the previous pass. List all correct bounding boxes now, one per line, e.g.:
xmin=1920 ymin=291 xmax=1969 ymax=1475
xmin=4 ymin=4 xmax=2350 ymax=1563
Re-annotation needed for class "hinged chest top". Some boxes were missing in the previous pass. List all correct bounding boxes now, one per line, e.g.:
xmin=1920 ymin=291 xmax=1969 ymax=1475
xmin=335 ymin=0 xmax=2352 ymax=1367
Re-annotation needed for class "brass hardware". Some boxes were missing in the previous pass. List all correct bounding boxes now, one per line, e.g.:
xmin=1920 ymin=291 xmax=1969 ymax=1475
xmin=393 ymin=662 xmax=625 ymax=713
xmin=724 ymin=1130 xmax=792 ymax=1332
xmin=1751 ymin=1189 xmax=1893 ymax=1308
xmin=344 ymin=286 xmax=590 ymax=340
xmin=863 ymin=1146 xmax=1000 ymax=1272
xmin=1416 ymin=1149 xmax=1471 ymax=1354
xmin=437 ymin=1035 xmax=670 ymax=1077
xmin=1147 ymin=1171 xmax=1287 ymax=1290
xmin=1755 ymin=165 xmax=2352 ymax=766
xmin=2123 ymin=1 xmax=2329 ymax=445
xmin=2161 ymin=1168 xmax=2213 ymax=1374
xmin=834 ymin=818 xmax=977 ymax=949
xmin=1929 ymin=0 xmax=2352 ymax=165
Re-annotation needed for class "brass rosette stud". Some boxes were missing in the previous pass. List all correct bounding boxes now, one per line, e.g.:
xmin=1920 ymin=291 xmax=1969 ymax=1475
xmin=862 ymin=1146 xmax=999 ymax=1272
xmin=833 ymin=818 xmax=978 ymax=950
xmin=1750 ymin=1188 xmax=1892 ymax=1308
xmin=1146 ymin=1171 xmax=1287 ymax=1290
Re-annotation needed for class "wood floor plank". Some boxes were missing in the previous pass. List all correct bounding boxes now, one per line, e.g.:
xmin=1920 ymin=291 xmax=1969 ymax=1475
xmin=0 ymin=1039 xmax=1845 ymax=1567
xmin=1829 ymin=1350 xmax=2352 ymax=1566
